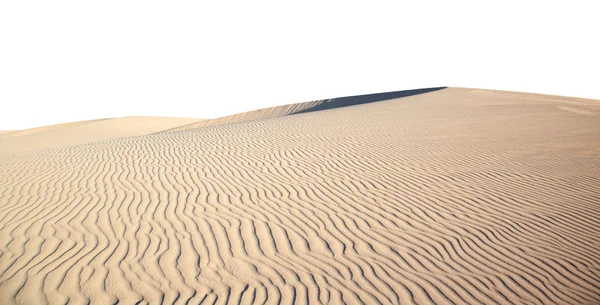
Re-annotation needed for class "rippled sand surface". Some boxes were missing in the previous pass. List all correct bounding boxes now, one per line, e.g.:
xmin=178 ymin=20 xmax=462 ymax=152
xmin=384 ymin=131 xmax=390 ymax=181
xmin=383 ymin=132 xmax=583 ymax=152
xmin=1 ymin=88 xmax=599 ymax=304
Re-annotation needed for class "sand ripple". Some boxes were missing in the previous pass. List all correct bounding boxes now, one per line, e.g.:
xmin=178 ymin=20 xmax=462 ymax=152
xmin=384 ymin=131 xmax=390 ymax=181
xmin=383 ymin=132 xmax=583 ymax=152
xmin=1 ymin=88 xmax=599 ymax=304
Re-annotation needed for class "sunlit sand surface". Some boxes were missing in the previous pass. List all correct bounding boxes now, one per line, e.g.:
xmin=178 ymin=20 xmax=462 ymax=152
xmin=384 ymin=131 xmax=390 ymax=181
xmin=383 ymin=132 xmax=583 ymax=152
xmin=1 ymin=88 xmax=599 ymax=304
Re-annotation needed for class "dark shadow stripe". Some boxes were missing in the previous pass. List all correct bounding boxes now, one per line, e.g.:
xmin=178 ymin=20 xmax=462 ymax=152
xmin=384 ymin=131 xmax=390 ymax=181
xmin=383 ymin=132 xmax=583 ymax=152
xmin=293 ymin=87 xmax=447 ymax=115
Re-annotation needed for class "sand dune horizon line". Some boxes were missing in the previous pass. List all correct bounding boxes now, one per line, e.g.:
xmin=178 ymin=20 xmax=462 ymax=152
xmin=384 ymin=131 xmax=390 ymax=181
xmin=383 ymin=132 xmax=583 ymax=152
xmin=0 ymin=87 xmax=446 ymax=156
xmin=2 ymin=87 xmax=448 ymax=136
xmin=6 ymin=85 xmax=599 ymax=134
xmin=159 ymin=86 xmax=448 ymax=134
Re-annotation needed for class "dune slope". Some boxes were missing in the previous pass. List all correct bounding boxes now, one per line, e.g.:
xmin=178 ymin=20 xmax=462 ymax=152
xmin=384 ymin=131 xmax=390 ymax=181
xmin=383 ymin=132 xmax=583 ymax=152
xmin=1 ymin=88 xmax=599 ymax=304
xmin=0 ymin=116 xmax=202 ymax=156
xmin=162 ymin=87 xmax=445 ymax=133
xmin=0 ymin=119 xmax=112 ymax=140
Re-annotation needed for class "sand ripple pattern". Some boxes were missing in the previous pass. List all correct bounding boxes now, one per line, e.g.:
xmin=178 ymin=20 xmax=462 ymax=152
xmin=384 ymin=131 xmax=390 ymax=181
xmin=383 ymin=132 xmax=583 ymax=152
xmin=1 ymin=88 xmax=599 ymax=304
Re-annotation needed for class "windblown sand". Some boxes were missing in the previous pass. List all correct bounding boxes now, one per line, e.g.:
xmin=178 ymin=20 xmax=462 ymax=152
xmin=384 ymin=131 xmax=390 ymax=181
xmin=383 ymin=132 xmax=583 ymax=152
xmin=1 ymin=88 xmax=599 ymax=304
xmin=0 ymin=116 xmax=202 ymax=156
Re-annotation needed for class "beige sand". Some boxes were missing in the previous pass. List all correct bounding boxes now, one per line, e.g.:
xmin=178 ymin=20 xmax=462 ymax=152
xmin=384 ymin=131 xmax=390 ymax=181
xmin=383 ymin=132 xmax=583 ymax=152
xmin=0 ymin=116 xmax=202 ymax=156
xmin=0 ymin=119 xmax=111 ymax=140
xmin=162 ymin=99 xmax=330 ymax=133
xmin=1 ymin=88 xmax=599 ymax=304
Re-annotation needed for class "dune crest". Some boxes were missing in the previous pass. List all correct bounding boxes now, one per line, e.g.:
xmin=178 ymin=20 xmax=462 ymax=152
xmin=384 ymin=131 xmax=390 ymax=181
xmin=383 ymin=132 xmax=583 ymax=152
xmin=162 ymin=87 xmax=445 ymax=133
xmin=1 ymin=88 xmax=599 ymax=304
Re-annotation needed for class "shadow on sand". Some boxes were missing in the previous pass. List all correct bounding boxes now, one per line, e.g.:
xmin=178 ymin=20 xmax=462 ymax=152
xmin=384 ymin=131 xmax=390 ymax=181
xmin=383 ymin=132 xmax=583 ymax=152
xmin=294 ymin=87 xmax=447 ymax=115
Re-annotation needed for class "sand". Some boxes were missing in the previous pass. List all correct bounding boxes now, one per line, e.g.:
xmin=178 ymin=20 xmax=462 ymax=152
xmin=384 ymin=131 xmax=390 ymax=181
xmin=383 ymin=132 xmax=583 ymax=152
xmin=162 ymin=88 xmax=443 ymax=133
xmin=0 ymin=116 xmax=202 ymax=156
xmin=0 ymin=119 xmax=112 ymax=140
xmin=0 ymin=88 xmax=599 ymax=304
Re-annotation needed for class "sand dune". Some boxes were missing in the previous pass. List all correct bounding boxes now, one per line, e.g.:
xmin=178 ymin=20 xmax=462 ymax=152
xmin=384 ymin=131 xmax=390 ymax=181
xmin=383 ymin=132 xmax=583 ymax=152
xmin=1 ymin=88 xmax=599 ymax=304
xmin=0 ymin=119 xmax=112 ymax=140
xmin=162 ymin=88 xmax=444 ymax=133
xmin=0 ymin=116 xmax=202 ymax=156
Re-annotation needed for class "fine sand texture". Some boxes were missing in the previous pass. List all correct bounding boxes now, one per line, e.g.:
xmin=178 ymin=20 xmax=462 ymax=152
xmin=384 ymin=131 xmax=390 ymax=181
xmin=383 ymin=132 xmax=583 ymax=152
xmin=1 ymin=88 xmax=599 ymax=304
xmin=0 ymin=119 xmax=111 ymax=140
xmin=0 ymin=116 xmax=202 ymax=156
xmin=162 ymin=88 xmax=444 ymax=133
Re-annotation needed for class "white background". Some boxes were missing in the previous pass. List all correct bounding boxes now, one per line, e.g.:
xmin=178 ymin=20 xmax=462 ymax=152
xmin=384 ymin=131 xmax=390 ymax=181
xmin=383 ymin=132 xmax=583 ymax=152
xmin=1 ymin=1 xmax=599 ymax=129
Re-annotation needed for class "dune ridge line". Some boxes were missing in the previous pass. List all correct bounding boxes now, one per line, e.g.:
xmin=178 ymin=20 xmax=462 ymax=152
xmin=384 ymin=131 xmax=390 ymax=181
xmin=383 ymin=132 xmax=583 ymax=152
xmin=161 ymin=87 xmax=446 ymax=133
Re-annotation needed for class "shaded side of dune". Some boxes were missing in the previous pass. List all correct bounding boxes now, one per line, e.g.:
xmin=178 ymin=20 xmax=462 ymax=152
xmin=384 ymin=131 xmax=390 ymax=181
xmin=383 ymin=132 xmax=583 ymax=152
xmin=294 ymin=87 xmax=446 ymax=114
